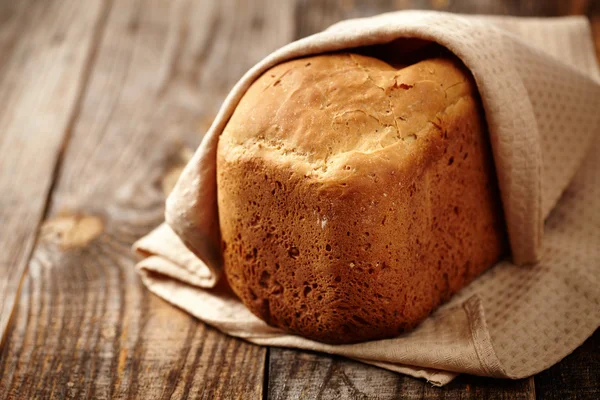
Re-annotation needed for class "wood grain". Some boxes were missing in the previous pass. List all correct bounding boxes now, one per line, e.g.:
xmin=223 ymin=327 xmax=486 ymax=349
xmin=0 ymin=0 xmax=293 ymax=398
xmin=0 ymin=0 xmax=107 ymax=348
xmin=268 ymin=349 xmax=407 ymax=399
xmin=0 ymin=0 xmax=598 ymax=399
xmin=268 ymin=348 xmax=537 ymax=400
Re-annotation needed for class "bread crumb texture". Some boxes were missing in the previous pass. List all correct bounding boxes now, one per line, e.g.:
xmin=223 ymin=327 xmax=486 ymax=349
xmin=217 ymin=53 xmax=507 ymax=343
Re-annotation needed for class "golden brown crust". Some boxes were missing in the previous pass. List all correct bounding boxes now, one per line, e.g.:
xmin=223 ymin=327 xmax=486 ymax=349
xmin=217 ymin=52 xmax=507 ymax=343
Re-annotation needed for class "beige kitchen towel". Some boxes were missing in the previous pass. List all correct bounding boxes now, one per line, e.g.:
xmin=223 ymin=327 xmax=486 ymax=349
xmin=133 ymin=12 xmax=600 ymax=386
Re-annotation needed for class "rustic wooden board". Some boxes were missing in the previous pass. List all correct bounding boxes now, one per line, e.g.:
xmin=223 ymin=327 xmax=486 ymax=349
xmin=267 ymin=348 xmax=537 ymax=400
xmin=0 ymin=0 xmax=106 ymax=348
xmin=0 ymin=0 xmax=598 ymax=399
xmin=0 ymin=0 xmax=293 ymax=398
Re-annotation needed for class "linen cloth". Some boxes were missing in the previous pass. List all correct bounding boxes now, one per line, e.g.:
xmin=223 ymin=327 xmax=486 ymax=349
xmin=133 ymin=12 xmax=600 ymax=385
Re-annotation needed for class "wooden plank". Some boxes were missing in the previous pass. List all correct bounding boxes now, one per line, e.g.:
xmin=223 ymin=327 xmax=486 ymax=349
xmin=534 ymin=329 xmax=599 ymax=400
xmin=0 ymin=0 xmax=294 ymax=398
xmin=268 ymin=348 xmax=536 ymax=400
xmin=292 ymin=0 xmax=568 ymax=39
xmin=267 ymin=349 xmax=407 ymax=399
xmin=0 ymin=0 xmax=107 ymax=347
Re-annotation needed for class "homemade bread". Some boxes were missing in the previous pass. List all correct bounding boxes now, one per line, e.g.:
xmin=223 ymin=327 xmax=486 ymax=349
xmin=217 ymin=52 xmax=507 ymax=344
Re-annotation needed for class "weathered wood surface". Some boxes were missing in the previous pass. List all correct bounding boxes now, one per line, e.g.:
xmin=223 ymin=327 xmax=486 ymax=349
xmin=267 ymin=348 xmax=538 ymax=400
xmin=0 ymin=0 xmax=106 ymax=349
xmin=0 ymin=0 xmax=292 ymax=398
xmin=0 ymin=0 xmax=598 ymax=399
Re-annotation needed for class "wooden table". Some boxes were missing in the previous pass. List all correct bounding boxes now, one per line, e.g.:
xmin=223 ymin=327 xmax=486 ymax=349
xmin=0 ymin=0 xmax=598 ymax=398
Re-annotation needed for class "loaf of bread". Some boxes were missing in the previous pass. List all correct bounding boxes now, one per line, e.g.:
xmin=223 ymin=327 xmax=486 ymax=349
xmin=216 ymin=52 xmax=507 ymax=344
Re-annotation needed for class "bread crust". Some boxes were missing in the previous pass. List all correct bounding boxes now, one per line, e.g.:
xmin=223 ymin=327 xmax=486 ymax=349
xmin=217 ymin=52 xmax=506 ymax=343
